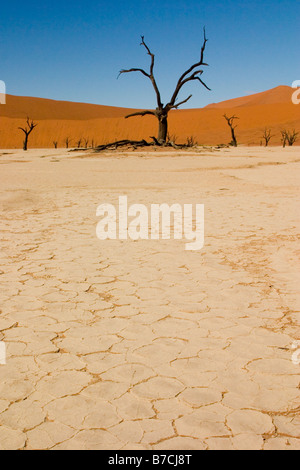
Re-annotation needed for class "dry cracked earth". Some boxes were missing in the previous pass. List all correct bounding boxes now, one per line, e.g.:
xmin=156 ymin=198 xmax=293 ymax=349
xmin=0 ymin=146 xmax=299 ymax=450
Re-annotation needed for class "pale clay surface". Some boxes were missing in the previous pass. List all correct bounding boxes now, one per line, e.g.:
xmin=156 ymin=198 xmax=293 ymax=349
xmin=0 ymin=146 xmax=299 ymax=450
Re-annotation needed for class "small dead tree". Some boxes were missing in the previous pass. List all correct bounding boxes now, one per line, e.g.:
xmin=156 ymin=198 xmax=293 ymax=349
xmin=223 ymin=114 xmax=239 ymax=147
xmin=287 ymin=129 xmax=298 ymax=146
xmin=76 ymin=138 xmax=82 ymax=149
xmin=167 ymin=133 xmax=178 ymax=145
xmin=65 ymin=137 xmax=72 ymax=149
xmin=18 ymin=117 xmax=38 ymax=151
xmin=119 ymin=29 xmax=210 ymax=144
xmin=186 ymin=136 xmax=197 ymax=147
xmin=281 ymin=129 xmax=298 ymax=147
xmin=83 ymin=138 xmax=89 ymax=149
xmin=281 ymin=130 xmax=287 ymax=148
xmin=53 ymin=141 xmax=58 ymax=149
xmin=262 ymin=128 xmax=274 ymax=147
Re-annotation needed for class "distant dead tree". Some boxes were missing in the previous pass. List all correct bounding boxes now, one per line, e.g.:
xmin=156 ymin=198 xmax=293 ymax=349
xmin=167 ymin=133 xmax=178 ymax=145
xmin=65 ymin=137 xmax=72 ymax=149
xmin=53 ymin=141 xmax=58 ymax=149
xmin=83 ymin=137 xmax=89 ymax=148
xmin=186 ymin=135 xmax=197 ymax=147
xmin=76 ymin=138 xmax=82 ymax=148
xmin=281 ymin=130 xmax=287 ymax=148
xmin=223 ymin=114 xmax=239 ymax=147
xmin=281 ymin=129 xmax=298 ymax=147
xmin=119 ymin=29 xmax=210 ymax=144
xmin=287 ymin=129 xmax=299 ymax=146
xmin=18 ymin=117 xmax=38 ymax=151
xmin=262 ymin=128 xmax=274 ymax=147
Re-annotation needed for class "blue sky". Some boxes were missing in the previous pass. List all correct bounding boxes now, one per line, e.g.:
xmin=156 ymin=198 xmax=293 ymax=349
xmin=1 ymin=0 xmax=299 ymax=108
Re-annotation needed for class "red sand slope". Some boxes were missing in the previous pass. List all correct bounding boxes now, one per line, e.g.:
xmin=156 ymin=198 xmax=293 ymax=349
xmin=0 ymin=86 xmax=299 ymax=148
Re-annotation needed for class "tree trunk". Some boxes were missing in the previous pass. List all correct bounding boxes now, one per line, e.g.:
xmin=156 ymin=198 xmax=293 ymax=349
xmin=157 ymin=115 xmax=168 ymax=143
xmin=23 ymin=134 xmax=29 ymax=151
xmin=230 ymin=128 xmax=237 ymax=147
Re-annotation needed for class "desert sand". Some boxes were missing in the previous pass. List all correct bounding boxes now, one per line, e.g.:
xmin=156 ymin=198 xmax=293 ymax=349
xmin=0 ymin=146 xmax=299 ymax=450
xmin=0 ymin=86 xmax=299 ymax=148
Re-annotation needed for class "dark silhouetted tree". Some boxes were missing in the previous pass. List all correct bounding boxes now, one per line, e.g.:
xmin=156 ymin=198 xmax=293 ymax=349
xmin=65 ymin=137 xmax=72 ymax=149
xmin=281 ymin=130 xmax=287 ymax=148
xmin=186 ymin=136 xmax=197 ymax=147
xmin=223 ymin=114 xmax=239 ymax=147
xmin=18 ymin=117 xmax=38 ymax=151
xmin=281 ymin=129 xmax=298 ymax=147
xmin=262 ymin=128 xmax=274 ymax=147
xmin=119 ymin=29 xmax=210 ymax=144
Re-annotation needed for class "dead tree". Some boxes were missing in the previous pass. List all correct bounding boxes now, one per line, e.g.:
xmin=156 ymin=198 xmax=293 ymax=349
xmin=95 ymin=139 xmax=151 ymax=152
xmin=167 ymin=133 xmax=178 ymax=145
xmin=281 ymin=129 xmax=298 ymax=147
xmin=65 ymin=137 xmax=72 ymax=149
xmin=262 ymin=128 xmax=274 ymax=147
xmin=83 ymin=138 xmax=89 ymax=149
xmin=53 ymin=141 xmax=58 ymax=149
xmin=186 ymin=136 xmax=197 ymax=147
xmin=286 ymin=129 xmax=298 ymax=146
xmin=223 ymin=114 xmax=239 ymax=147
xmin=119 ymin=29 xmax=210 ymax=144
xmin=281 ymin=130 xmax=287 ymax=148
xmin=18 ymin=117 xmax=38 ymax=151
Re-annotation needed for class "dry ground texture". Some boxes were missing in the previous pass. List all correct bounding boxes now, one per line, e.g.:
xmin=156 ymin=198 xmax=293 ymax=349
xmin=0 ymin=146 xmax=299 ymax=450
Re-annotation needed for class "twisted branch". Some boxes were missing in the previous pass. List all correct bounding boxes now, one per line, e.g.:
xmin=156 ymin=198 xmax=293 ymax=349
xmin=125 ymin=110 xmax=156 ymax=119
xmin=119 ymin=36 xmax=162 ymax=108
xmin=18 ymin=117 xmax=38 ymax=136
xmin=168 ymin=28 xmax=210 ymax=107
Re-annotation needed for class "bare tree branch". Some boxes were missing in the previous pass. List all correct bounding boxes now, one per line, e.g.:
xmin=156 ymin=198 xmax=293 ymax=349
xmin=168 ymin=94 xmax=193 ymax=110
xmin=140 ymin=36 xmax=155 ymax=74
xmin=94 ymin=139 xmax=151 ymax=152
xmin=125 ymin=110 xmax=156 ymax=119
xmin=118 ymin=68 xmax=150 ymax=79
xmin=119 ymin=36 xmax=162 ymax=108
xmin=168 ymin=28 xmax=210 ymax=106
xmin=18 ymin=117 xmax=38 ymax=136
xmin=224 ymin=114 xmax=239 ymax=128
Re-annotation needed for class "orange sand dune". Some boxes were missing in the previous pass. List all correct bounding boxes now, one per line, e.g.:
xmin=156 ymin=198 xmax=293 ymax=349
xmin=0 ymin=86 xmax=299 ymax=148
xmin=0 ymin=94 xmax=133 ymax=120
xmin=206 ymin=85 xmax=296 ymax=108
